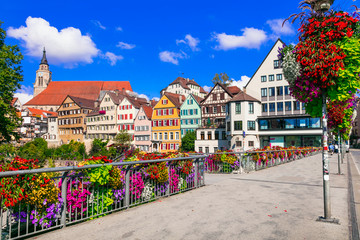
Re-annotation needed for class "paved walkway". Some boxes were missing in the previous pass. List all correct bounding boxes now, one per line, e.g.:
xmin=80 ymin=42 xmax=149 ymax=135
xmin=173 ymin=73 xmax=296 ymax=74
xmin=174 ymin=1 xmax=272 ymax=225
xmin=35 ymin=153 xmax=350 ymax=240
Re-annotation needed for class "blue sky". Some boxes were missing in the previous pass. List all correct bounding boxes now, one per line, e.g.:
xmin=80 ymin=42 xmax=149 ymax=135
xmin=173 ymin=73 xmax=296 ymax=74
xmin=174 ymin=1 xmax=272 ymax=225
xmin=2 ymin=0 xmax=356 ymax=103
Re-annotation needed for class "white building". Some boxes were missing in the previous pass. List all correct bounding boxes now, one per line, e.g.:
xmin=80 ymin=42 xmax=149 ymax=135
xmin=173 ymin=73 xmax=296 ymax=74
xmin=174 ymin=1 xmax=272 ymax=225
xmin=160 ymin=77 xmax=207 ymax=98
xmin=43 ymin=114 xmax=60 ymax=147
xmin=226 ymin=92 xmax=261 ymax=151
xmin=195 ymin=128 xmax=228 ymax=153
xmin=244 ymin=39 xmax=322 ymax=148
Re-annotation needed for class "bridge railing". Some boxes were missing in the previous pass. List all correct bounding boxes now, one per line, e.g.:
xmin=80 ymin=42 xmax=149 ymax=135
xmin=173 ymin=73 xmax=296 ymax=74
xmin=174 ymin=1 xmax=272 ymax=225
xmin=0 ymin=155 xmax=206 ymax=240
xmin=194 ymin=147 xmax=321 ymax=174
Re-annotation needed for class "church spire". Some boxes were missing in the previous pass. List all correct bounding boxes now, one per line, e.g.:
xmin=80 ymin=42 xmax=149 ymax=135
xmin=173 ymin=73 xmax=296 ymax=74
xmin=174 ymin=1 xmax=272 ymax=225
xmin=40 ymin=47 xmax=48 ymax=65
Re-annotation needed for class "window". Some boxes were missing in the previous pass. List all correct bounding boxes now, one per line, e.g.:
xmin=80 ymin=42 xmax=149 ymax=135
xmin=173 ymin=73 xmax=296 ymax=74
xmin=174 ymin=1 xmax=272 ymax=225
xmin=162 ymin=99 xmax=168 ymax=105
xmin=284 ymin=86 xmax=289 ymax=95
xmin=269 ymin=87 xmax=275 ymax=97
xmin=249 ymin=103 xmax=254 ymax=114
xmin=207 ymin=131 xmax=212 ymax=140
xmin=236 ymin=103 xmax=241 ymax=114
xmin=199 ymin=147 xmax=203 ymax=153
xmin=221 ymin=106 xmax=226 ymax=112
xmin=262 ymin=103 xmax=268 ymax=112
xmin=236 ymin=141 xmax=242 ymax=147
xmin=175 ymin=132 xmax=179 ymax=140
xmin=261 ymin=76 xmax=267 ymax=82
xmin=277 ymin=86 xmax=283 ymax=96
xmin=277 ymin=102 xmax=283 ymax=111
xmin=285 ymin=101 xmax=292 ymax=111
xmin=234 ymin=121 xmax=242 ymax=130
xmin=201 ymin=131 xmax=205 ymax=140
xmin=248 ymin=121 xmax=255 ymax=130
xmin=269 ymin=75 xmax=274 ymax=81
xmin=164 ymin=132 xmax=168 ymax=140
xmin=259 ymin=119 xmax=268 ymax=130
xmin=159 ymin=133 xmax=162 ymax=140
xmin=222 ymin=131 xmax=226 ymax=140
xmin=294 ymin=101 xmax=301 ymax=110
xmin=215 ymin=131 xmax=219 ymax=140
xmin=205 ymin=147 xmax=209 ymax=153
xmin=269 ymin=103 xmax=275 ymax=112
xmin=249 ymin=141 xmax=254 ymax=147
xmin=213 ymin=106 xmax=217 ymax=114
xmin=274 ymin=60 xmax=280 ymax=68
xmin=276 ymin=74 xmax=283 ymax=80
xmin=170 ymin=132 xmax=174 ymax=140
xmin=261 ymin=88 xmax=267 ymax=97
xmin=302 ymin=102 xmax=306 ymax=110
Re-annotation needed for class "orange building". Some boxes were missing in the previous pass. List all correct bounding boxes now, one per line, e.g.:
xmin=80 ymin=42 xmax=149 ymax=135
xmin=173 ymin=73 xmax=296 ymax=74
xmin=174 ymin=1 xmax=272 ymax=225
xmin=57 ymin=95 xmax=94 ymax=144
xmin=151 ymin=92 xmax=185 ymax=152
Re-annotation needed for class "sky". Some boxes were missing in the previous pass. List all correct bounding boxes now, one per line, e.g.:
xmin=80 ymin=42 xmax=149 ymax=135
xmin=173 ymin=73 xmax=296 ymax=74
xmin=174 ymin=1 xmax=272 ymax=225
xmin=1 ymin=0 xmax=356 ymax=104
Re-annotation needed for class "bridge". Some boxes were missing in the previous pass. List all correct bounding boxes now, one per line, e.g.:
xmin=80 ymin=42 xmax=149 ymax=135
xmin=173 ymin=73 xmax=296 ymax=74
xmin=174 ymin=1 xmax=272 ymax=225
xmin=29 ymin=152 xmax=357 ymax=240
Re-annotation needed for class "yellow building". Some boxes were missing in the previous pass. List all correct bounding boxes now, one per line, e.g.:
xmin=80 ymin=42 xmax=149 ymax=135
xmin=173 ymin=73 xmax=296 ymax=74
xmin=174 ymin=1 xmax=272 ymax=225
xmin=152 ymin=92 xmax=185 ymax=152
xmin=58 ymin=95 xmax=94 ymax=144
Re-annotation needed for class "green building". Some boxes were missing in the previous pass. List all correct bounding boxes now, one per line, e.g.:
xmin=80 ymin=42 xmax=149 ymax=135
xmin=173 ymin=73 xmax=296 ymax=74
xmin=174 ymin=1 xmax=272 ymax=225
xmin=180 ymin=94 xmax=203 ymax=137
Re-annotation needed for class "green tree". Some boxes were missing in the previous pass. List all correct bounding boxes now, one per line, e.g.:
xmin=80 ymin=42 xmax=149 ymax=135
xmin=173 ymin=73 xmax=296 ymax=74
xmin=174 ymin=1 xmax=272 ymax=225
xmin=0 ymin=143 xmax=17 ymax=163
xmin=0 ymin=21 xmax=23 ymax=143
xmin=18 ymin=138 xmax=48 ymax=164
xmin=114 ymin=130 xmax=132 ymax=146
xmin=90 ymin=138 xmax=109 ymax=157
xmin=212 ymin=72 xmax=232 ymax=87
xmin=181 ymin=131 xmax=196 ymax=152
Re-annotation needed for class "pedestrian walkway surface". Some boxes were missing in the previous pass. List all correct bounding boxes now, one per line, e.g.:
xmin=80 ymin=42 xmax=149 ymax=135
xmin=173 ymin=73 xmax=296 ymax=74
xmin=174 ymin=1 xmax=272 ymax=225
xmin=35 ymin=154 xmax=349 ymax=240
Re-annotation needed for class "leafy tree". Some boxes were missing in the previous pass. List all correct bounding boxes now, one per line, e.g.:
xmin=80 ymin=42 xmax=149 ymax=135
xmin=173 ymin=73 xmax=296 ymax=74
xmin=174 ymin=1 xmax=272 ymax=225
xmin=0 ymin=143 xmax=17 ymax=163
xmin=90 ymin=138 xmax=109 ymax=157
xmin=181 ymin=131 xmax=196 ymax=152
xmin=53 ymin=140 xmax=86 ymax=160
xmin=0 ymin=21 xmax=23 ymax=143
xmin=18 ymin=138 xmax=48 ymax=164
xmin=212 ymin=72 xmax=233 ymax=87
xmin=114 ymin=130 xmax=132 ymax=146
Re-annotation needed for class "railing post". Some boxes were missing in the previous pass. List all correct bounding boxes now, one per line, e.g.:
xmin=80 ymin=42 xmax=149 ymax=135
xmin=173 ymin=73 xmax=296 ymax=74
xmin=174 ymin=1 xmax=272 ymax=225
xmin=246 ymin=155 xmax=250 ymax=172
xmin=194 ymin=159 xmax=199 ymax=188
xmin=60 ymin=171 xmax=69 ymax=228
xmin=125 ymin=167 xmax=130 ymax=208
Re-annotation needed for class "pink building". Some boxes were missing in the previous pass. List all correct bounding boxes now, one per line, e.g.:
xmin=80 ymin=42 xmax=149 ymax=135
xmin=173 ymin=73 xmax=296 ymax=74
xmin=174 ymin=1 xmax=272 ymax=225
xmin=134 ymin=105 xmax=153 ymax=152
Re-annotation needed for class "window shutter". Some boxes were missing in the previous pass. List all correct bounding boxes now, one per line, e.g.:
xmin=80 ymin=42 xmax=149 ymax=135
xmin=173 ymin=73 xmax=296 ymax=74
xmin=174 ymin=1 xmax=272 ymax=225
xmin=130 ymin=114 xmax=133 ymax=119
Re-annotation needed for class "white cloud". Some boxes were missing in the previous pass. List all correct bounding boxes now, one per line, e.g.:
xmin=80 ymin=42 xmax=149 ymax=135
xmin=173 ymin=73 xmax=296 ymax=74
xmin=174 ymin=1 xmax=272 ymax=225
xmin=7 ymin=17 xmax=99 ymax=67
xmin=203 ymin=85 xmax=212 ymax=93
xmin=214 ymin=28 xmax=267 ymax=50
xmin=176 ymin=34 xmax=200 ymax=51
xmin=126 ymin=90 xmax=149 ymax=101
xmin=91 ymin=20 xmax=106 ymax=30
xmin=102 ymin=52 xmax=123 ymax=66
xmin=116 ymin=26 xmax=123 ymax=31
xmin=152 ymin=97 xmax=160 ymax=101
xmin=116 ymin=41 xmax=136 ymax=50
xmin=229 ymin=75 xmax=251 ymax=90
xmin=266 ymin=19 xmax=295 ymax=36
xmin=159 ymin=51 xmax=186 ymax=65
xmin=14 ymin=85 xmax=33 ymax=104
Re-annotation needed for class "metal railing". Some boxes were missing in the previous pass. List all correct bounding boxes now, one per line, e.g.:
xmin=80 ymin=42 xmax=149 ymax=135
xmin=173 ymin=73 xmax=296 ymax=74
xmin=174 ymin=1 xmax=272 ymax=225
xmin=198 ymin=148 xmax=321 ymax=174
xmin=0 ymin=155 xmax=206 ymax=240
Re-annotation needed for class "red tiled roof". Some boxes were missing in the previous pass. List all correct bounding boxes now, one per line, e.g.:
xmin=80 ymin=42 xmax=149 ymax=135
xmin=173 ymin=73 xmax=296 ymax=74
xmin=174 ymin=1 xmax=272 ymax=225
xmin=200 ymin=87 xmax=207 ymax=94
xmin=69 ymin=95 xmax=96 ymax=109
xmin=227 ymin=92 xmax=260 ymax=103
xmin=150 ymin=100 xmax=158 ymax=107
xmin=25 ymin=81 xmax=132 ymax=106
xmin=11 ymin=98 xmax=18 ymax=106
xmin=227 ymin=86 xmax=241 ymax=95
xmin=164 ymin=92 xmax=185 ymax=108
xmin=192 ymin=94 xmax=204 ymax=104
xmin=27 ymin=108 xmax=57 ymax=118
xmin=142 ymin=105 xmax=153 ymax=120
xmin=126 ymin=96 xmax=148 ymax=109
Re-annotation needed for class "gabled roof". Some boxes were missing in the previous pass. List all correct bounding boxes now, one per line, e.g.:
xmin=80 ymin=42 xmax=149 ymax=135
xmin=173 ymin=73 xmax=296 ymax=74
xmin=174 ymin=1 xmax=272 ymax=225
xmin=121 ymin=95 xmax=148 ymax=109
xmin=11 ymin=98 xmax=19 ymax=106
xmin=150 ymin=99 xmax=158 ymax=107
xmin=192 ymin=94 xmax=204 ymax=104
xmin=201 ymin=82 xmax=239 ymax=104
xmin=25 ymin=81 xmax=132 ymax=106
xmin=106 ymin=90 xmax=127 ymax=105
xmin=227 ymin=92 xmax=261 ymax=103
xmin=142 ymin=105 xmax=153 ymax=120
xmin=163 ymin=92 xmax=186 ymax=108
xmin=62 ymin=95 xmax=95 ymax=109
xmin=27 ymin=108 xmax=57 ymax=118
xmin=199 ymin=86 xmax=207 ymax=94
xmin=169 ymin=77 xmax=191 ymax=90
xmin=244 ymin=38 xmax=285 ymax=89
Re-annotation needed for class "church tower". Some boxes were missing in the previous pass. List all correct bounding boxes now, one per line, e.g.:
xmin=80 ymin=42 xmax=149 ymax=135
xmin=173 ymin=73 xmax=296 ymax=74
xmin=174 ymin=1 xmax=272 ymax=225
xmin=33 ymin=48 xmax=52 ymax=97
